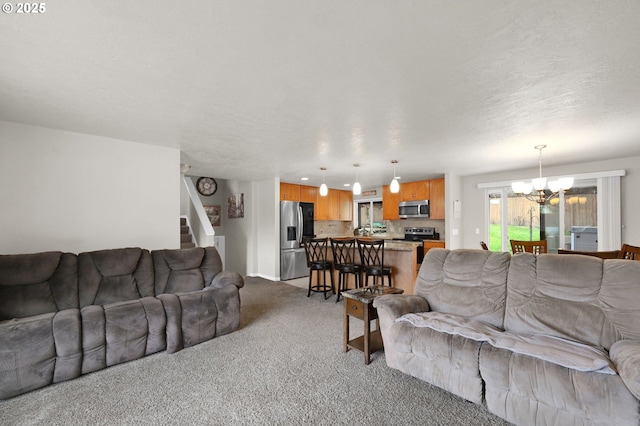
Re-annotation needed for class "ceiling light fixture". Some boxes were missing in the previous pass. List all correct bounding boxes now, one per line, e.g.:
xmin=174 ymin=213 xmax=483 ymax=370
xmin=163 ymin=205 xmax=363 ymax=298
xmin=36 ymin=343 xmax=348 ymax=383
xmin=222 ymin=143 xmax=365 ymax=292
xmin=319 ymin=167 xmax=328 ymax=197
xmin=511 ymin=145 xmax=573 ymax=205
xmin=352 ymin=164 xmax=361 ymax=195
xmin=390 ymin=160 xmax=400 ymax=193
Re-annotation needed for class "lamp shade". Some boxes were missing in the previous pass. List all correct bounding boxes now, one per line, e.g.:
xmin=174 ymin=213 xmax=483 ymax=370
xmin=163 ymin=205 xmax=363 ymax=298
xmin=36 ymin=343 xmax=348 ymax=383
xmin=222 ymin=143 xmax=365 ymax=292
xmin=319 ymin=183 xmax=328 ymax=196
xmin=532 ymin=177 xmax=547 ymax=191
xmin=548 ymin=180 xmax=562 ymax=193
xmin=352 ymin=181 xmax=361 ymax=195
xmin=390 ymin=178 xmax=400 ymax=193
xmin=559 ymin=177 xmax=574 ymax=190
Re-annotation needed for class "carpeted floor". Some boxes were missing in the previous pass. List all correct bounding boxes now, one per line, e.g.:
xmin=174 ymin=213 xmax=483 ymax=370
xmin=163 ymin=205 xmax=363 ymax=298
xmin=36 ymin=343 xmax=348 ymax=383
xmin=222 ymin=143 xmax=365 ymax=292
xmin=0 ymin=277 xmax=509 ymax=425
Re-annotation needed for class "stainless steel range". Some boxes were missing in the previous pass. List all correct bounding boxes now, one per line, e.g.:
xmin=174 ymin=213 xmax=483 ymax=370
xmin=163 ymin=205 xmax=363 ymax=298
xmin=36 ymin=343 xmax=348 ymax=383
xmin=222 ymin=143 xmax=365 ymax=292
xmin=392 ymin=227 xmax=440 ymax=264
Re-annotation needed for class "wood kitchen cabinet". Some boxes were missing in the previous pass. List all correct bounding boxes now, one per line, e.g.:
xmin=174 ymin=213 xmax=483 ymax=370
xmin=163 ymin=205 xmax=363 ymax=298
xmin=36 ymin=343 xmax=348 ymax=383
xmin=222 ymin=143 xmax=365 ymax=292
xmin=423 ymin=240 xmax=445 ymax=254
xmin=280 ymin=183 xmax=300 ymax=201
xmin=300 ymin=185 xmax=317 ymax=203
xmin=382 ymin=184 xmax=400 ymax=220
xmin=316 ymin=189 xmax=340 ymax=220
xmin=429 ymin=178 xmax=445 ymax=220
xmin=400 ymin=180 xmax=429 ymax=201
xmin=339 ymin=190 xmax=353 ymax=221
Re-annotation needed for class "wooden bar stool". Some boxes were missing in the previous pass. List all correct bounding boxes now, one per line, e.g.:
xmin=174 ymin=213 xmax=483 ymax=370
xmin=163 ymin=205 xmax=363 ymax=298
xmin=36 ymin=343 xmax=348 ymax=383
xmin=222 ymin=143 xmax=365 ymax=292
xmin=330 ymin=238 xmax=362 ymax=302
xmin=357 ymin=239 xmax=392 ymax=287
xmin=303 ymin=237 xmax=335 ymax=299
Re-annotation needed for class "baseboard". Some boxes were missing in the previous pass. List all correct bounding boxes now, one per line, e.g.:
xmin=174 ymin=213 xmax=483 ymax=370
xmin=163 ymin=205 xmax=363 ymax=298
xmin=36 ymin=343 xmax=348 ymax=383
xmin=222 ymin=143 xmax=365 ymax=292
xmin=247 ymin=273 xmax=279 ymax=281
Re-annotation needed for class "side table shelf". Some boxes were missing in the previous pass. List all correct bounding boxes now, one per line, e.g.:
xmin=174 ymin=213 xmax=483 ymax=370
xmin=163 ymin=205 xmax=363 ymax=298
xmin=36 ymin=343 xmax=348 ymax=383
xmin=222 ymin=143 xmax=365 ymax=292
xmin=342 ymin=285 xmax=404 ymax=364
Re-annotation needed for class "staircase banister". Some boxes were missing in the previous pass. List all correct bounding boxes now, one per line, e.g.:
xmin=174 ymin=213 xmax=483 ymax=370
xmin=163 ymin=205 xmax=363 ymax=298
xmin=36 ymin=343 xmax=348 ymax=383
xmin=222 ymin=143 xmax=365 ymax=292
xmin=183 ymin=176 xmax=215 ymax=247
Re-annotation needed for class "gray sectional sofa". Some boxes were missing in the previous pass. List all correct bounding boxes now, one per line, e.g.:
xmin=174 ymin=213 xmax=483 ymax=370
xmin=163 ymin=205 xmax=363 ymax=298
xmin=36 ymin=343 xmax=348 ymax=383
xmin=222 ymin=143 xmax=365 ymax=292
xmin=374 ymin=249 xmax=640 ymax=425
xmin=0 ymin=246 xmax=244 ymax=400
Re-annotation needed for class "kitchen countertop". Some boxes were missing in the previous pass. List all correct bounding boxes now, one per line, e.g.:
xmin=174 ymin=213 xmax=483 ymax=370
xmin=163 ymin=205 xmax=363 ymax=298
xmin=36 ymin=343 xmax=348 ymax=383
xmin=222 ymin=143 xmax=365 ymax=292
xmin=318 ymin=236 xmax=444 ymax=252
xmin=384 ymin=241 xmax=422 ymax=251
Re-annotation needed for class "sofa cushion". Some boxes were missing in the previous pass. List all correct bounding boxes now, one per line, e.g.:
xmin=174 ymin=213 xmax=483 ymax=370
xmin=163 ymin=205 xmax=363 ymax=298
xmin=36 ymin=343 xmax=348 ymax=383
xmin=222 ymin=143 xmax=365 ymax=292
xmin=79 ymin=297 xmax=167 ymax=372
xmin=480 ymin=344 xmax=640 ymax=425
xmin=505 ymin=253 xmax=640 ymax=349
xmin=152 ymin=247 xmax=223 ymax=295
xmin=399 ymin=311 xmax=615 ymax=374
xmin=0 ymin=252 xmax=78 ymax=320
xmin=78 ymin=248 xmax=154 ymax=307
xmin=382 ymin=322 xmax=486 ymax=404
xmin=158 ymin=287 xmax=219 ymax=354
xmin=610 ymin=340 xmax=640 ymax=400
xmin=0 ymin=310 xmax=82 ymax=399
xmin=415 ymin=249 xmax=510 ymax=328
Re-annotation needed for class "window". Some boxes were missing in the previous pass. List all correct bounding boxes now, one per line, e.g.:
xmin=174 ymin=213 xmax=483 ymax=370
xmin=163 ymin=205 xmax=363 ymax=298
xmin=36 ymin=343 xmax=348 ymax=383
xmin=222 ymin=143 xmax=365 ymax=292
xmin=480 ymin=171 xmax=623 ymax=252
xmin=356 ymin=201 xmax=385 ymax=235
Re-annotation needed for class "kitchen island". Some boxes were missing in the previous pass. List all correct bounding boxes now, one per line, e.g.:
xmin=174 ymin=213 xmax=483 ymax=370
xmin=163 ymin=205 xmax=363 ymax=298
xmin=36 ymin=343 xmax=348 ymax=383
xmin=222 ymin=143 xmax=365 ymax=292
xmin=310 ymin=237 xmax=423 ymax=295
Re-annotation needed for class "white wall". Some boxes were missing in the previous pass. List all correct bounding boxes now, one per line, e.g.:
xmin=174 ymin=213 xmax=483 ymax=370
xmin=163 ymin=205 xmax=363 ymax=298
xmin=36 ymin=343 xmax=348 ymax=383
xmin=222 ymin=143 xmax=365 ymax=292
xmin=0 ymin=121 xmax=179 ymax=254
xmin=219 ymin=179 xmax=253 ymax=275
xmin=445 ymin=172 xmax=463 ymax=249
xmin=461 ymin=155 xmax=640 ymax=249
xmin=252 ymin=178 xmax=279 ymax=280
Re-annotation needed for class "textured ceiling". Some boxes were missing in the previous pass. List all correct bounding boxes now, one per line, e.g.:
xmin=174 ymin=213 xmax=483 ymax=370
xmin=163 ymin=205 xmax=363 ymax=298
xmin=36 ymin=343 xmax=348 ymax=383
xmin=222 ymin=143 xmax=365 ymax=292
xmin=2 ymin=1 xmax=640 ymax=190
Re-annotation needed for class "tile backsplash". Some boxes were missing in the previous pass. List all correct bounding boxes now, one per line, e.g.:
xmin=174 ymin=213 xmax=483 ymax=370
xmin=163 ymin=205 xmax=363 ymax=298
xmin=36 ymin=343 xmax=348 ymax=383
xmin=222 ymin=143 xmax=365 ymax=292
xmin=315 ymin=219 xmax=444 ymax=240
xmin=314 ymin=221 xmax=355 ymax=237
xmin=386 ymin=218 xmax=445 ymax=239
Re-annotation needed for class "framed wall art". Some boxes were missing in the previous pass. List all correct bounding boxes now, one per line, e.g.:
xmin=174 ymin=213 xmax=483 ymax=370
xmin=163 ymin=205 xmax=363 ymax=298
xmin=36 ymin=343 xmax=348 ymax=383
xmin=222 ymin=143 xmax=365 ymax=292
xmin=203 ymin=205 xmax=221 ymax=226
xmin=228 ymin=193 xmax=244 ymax=218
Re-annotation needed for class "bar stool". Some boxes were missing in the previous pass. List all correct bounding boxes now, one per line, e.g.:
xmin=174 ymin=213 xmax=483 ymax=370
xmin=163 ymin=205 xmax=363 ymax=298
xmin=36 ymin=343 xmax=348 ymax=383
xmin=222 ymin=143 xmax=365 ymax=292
xmin=303 ymin=237 xmax=335 ymax=299
xmin=330 ymin=238 xmax=362 ymax=302
xmin=357 ymin=239 xmax=392 ymax=287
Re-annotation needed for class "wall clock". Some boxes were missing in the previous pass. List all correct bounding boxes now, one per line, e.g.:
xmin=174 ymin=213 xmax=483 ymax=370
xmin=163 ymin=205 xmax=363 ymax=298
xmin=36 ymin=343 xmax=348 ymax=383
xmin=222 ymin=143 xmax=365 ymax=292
xmin=196 ymin=177 xmax=218 ymax=196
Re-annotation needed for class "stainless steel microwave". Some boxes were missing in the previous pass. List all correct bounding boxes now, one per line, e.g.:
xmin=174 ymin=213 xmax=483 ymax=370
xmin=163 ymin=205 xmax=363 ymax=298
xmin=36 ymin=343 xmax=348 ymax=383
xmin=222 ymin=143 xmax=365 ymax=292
xmin=398 ymin=200 xmax=430 ymax=218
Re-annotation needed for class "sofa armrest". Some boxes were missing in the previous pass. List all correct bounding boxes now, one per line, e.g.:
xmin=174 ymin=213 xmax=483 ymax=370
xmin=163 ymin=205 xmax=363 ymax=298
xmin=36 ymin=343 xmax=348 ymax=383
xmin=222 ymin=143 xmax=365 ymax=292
xmin=610 ymin=340 xmax=640 ymax=399
xmin=210 ymin=271 xmax=244 ymax=290
xmin=373 ymin=294 xmax=430 ymax=320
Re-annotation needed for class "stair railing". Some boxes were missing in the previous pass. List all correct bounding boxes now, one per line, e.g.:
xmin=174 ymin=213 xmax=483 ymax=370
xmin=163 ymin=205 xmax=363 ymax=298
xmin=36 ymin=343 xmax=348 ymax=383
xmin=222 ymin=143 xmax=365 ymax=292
xmin=182 ymin=175 xmax=214 ymax=247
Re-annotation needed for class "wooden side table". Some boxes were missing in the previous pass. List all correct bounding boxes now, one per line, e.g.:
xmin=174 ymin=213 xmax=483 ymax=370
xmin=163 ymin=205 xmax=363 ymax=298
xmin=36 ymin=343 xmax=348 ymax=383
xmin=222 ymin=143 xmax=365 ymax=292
xmin=342 ymin=285 xmax=404 ymax=364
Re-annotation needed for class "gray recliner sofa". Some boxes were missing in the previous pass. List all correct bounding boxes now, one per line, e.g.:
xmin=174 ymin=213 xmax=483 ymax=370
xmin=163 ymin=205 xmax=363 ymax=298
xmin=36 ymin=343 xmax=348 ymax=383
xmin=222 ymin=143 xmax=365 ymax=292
xmin=0 ymin=246 xmax=244 ymax=400
xmin=374 ymin=249 xmax=640 ymax=425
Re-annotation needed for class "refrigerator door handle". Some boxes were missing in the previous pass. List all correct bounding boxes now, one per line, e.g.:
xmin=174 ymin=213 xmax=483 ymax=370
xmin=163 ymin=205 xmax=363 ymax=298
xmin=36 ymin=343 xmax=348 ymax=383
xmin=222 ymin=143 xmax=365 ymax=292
xmin=297 ymin=205 xmax=303 ymax=244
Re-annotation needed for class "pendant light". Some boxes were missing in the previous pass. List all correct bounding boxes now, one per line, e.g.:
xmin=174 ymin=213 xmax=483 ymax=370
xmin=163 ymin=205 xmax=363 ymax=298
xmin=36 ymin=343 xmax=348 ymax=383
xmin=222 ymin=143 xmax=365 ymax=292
xmin=390 ymin=160 xmax=400 ymax=193
xmin=319 ymin=167 xmax=328 ymax=196
xmin=352 ymin=164 xmax=361 ymax=195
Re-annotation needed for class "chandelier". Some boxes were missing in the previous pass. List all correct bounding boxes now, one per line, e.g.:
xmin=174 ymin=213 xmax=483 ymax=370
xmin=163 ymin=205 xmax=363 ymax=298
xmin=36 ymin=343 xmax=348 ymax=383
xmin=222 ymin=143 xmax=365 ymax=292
xmin=511 ymin=145 xmax=574 ymax=205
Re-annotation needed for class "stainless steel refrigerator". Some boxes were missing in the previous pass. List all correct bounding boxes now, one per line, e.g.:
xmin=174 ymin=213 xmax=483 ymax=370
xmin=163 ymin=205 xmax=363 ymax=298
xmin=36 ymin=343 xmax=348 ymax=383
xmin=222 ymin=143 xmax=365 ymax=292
xmin=280 ymin=201 xmax=314 ymax=280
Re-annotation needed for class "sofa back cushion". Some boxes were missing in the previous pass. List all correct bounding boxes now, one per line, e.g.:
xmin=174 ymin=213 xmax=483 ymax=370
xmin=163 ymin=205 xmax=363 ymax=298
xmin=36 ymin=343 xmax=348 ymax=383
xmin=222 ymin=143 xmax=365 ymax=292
xmin=78 ymin=248 xmax=154 ymax=307
xmin=416 ymin=249 xmax=510 ymax=328
xmin=152 ymin=247 xmax=222 ymax=295
xmin=0 ymin=252 xmax=78 ymax=320
xmin=504 ymin=253 xmax=640 ymax=349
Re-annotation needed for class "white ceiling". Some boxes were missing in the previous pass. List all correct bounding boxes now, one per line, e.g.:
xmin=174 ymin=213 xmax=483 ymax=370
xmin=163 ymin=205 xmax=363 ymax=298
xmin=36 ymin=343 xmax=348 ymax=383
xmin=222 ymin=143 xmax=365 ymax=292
xmin=2 ymin=1 xmax=640 ymax=190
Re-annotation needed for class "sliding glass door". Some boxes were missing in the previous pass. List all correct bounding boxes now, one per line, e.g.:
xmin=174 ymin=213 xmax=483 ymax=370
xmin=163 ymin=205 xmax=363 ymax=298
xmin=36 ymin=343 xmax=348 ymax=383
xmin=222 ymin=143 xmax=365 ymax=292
xmin=487 ymin=179 xmax=598 ymax=253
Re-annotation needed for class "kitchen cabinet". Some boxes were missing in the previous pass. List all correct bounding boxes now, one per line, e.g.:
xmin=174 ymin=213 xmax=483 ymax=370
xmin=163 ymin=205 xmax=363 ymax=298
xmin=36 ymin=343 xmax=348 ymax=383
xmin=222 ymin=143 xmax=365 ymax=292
xmin=423 ymin=240 xmax=445 ymax=254
xmin=316 ymin=189 xmax=352 ymax=221
xmin=429 ymin=178 xmax=445 ymax=220
xmin=300 ymin=185 xmax=317 ymax=203
xmin=382 ymin=185 xmax=400 ymax=220
xmin=280 ymin=183 xmax=300 ymax=201
xmin=400 ymin=180 xmax=429 ymax=201
xmin=339 ymin=190 xmax=353 ymax=221
xmin=316 ymin=189 xmax=340 ymax=220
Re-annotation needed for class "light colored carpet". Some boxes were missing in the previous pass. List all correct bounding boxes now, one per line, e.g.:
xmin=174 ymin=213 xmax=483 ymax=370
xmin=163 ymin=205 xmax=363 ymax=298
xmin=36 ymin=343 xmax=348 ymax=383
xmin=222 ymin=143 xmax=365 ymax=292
xmin=0 ymin=277 xmax=509 ymax=425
